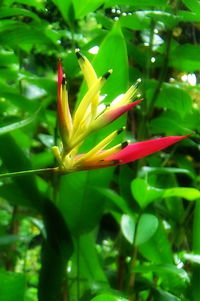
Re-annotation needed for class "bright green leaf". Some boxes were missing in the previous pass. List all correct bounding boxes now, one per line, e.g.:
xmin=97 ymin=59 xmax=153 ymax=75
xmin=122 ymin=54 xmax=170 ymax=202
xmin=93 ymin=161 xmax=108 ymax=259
xmin=156 ymin=84 xmax=192 ymax=117
xmin=135 ymin=214 xmax=159 ymax=246
xmin=182 ymin=0 xmax=200 ymax=14
xmin=131 ymin=178 xmax=163 ymax=208
xmin=0 ymin=110 xmax=39 ymax=136
xmin=91 ymin=294 xmax=128 ymax=301
xmin=121 ymin=214 xmax=135 ymax=244
xmin=170 ymin=44 xmax=200 ymax=72
xmin=164 ymin=187 xmax=200 ymax=201
xmin=0 ymin=270 xmax=26 ymax=301
xmin=72 ymin=0 xmax=104 ymax=19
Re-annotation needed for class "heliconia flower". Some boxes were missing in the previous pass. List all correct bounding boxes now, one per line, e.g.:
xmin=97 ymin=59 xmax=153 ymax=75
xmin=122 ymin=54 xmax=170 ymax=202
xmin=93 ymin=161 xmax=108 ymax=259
xmin=52 ymin=52 xmax=189 ymax=173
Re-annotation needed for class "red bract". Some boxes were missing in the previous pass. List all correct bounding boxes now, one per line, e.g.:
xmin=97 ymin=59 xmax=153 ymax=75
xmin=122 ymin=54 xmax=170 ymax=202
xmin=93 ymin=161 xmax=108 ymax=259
xmin=53 ymin=53 xmax=190 ymax=174
xmin=105 ymin=136 xmax=190 ymax=165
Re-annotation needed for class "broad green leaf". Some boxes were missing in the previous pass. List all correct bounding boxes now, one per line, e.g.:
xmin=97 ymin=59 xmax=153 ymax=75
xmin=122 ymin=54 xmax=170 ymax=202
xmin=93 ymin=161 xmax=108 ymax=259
xmin=177 ymin=10 xmax=200 ymax=22
xmin=150 ymin=114 xmax=192 ymax=135
xmin=52 ymin=0 xmax=74 ymax=25
xmin=144 ymin=11 xmax=179 ymax=28
xmin=139 ymin=166 xmax=194 ymax=179
xmin=72 ymin=0 xmax=104 ymax=19
xmin=182 ymin=0 xmax=200 ymax=14
xmin=0 ymin=110 xmax=39 ymax=136
xmin=135 ymin=213 xmax=159 ymax=246
xmin=68 ymin=231 xmax=108 ymax=298
xmin=0 ymin=270 xmax=26 ymax=301
xmin=0 ymin=235 xmax=22 ymax=245
xmin=100 ymin=188 xmax=131 ymax=215
xmin=58 ymin=169 xmax=113 ymax=235
xmin=164 ymin=187 xmax=200 ymax=201
xmin=6 ymin=0 xmax=45 ymax=10
xmin=156 ymin=84 xmax=192 ymax=117
xmin=170 ymin=44 xmax=200 ymax=72
xmin=0 ymin=7 xmax=41 ymax=22
xmin=0 ymin=134 xmax=42 ymax=211
xmin=154 ymin=288 xmax=182 ymax=301
xmin=139 ymin=223 xmax=174 ymax=264
xmin=120 ymin=13 xmax=150 ymax=30
xmin=121 ymin=214 xmax=135 ymax=244
xmin=134 ymin=264 xmax=189 ymax=282
xmin=0 ymin=183 xmax=32 ymax=207
xmin=93 ymin=22 xmax=129 ymax=102
xmin=131 ymin=178 xmax=163 ymax=208
xmin=91 ymin=294 xmax=127 ymax=301
xmin=0 ymin=21 xmax=56 ymax=51
xmin=105 ymin=0 xmax=167 ymax=8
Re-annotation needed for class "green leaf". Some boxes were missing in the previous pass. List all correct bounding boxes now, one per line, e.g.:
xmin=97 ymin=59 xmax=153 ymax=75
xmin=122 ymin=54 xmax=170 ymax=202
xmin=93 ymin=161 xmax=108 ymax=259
xmin=131 ymin=178 xmax=163 ymax=208
xmin=52 ymin=0 xmax=74 ymax=25
xmin=170 ymin=44 xmax=200 ymax=72
xmin=150 ymin=112 xmax=192 ymax=135
xmin=91 ymin=294 xmax=127 ymax=301
xmin=139 ymin=223 xmax=174 ymax=264
xmin=100 ymin=188 xmax=131 ymax=215
xmin=6 ymin=0 xmax=45 ymax=10
xmin=177 ymin=10 xmax=200 ymax=22
xmin=182 ymin=0 xmax=200 ymax=14
xmin=0 ymin=7 xmax=41 ymax=22
xmin=0 ymin=21 xmax=56 ymax=51
xmin=164 ymin=187 xmax=200 ymax=201
xmin=156 ymin=84 xmax=192 ymax=117
xmin=0 ymin=134 xmax=42 ymax=211
xmin=0 ymin=235 xmax=22 ymax=245
xmin=0 ymin=270 xmax=26 ymax=301
xmin=121 ymin=214 xmax=135 ymax=244
xmin=72 ymin=0 xmax=105 ymax=19
xmin=134 ymin=263 xmax=189 ymax=281
xmin=93 ymin=22 xmax=129 ymax=102
xmin=69 ymin=231 xmax=108 ymax=295
xmin=135 ymin=213 xmax=159 ymax=246
xmin=139 ymin=166 xmax=194 ymax=179
xmin=120 ymin=13 xmax=150 ymax=30
xmin=105 ymin=0 xmax=167 ymax=8
xmin=0 ymin=110 xmax=39 ymax=136
xmin=58 ymin=169 xmax=113 ymax=235
xmin=154 ymin=288 xmax=181 ymax=301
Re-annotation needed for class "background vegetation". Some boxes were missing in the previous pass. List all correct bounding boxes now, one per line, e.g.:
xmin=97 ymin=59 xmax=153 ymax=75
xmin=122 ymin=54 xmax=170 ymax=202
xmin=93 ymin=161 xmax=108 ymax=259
xmin=0 ymin=0 xmax=200 ymax=300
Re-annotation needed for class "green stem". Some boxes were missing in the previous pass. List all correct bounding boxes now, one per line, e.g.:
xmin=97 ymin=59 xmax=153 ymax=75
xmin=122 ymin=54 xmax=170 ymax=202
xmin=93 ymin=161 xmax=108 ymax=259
xmin=0 ymin=167 xmax=58 ymax=179
xmin=191 ymin=199 xmax=200 ymax=301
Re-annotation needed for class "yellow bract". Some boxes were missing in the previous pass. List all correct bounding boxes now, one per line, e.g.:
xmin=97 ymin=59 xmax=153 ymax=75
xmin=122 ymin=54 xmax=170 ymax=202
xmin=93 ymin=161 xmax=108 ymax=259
xmin=53 ymin=52 xmax=138 ymax=173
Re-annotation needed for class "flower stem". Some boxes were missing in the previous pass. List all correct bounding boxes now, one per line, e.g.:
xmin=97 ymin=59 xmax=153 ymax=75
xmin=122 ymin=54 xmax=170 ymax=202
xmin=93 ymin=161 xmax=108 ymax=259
xmin=0 ymin=167 xmax=58 ymax=179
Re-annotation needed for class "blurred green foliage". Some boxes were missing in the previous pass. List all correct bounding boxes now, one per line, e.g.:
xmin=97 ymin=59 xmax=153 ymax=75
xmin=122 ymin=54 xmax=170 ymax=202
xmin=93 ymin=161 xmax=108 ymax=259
xmin=0 ymin=0 xmax=200 ymax=300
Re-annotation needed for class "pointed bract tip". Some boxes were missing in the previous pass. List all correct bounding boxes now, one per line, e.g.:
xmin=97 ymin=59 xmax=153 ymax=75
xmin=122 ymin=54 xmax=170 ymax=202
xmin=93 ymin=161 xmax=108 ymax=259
xmin=121 ymin=141 xmax=129 ymax=149
xmin=75 ymin=50 xmax=84 ymax=60
xmin=103 ymin=70 xmax=112 ymax=80
xmin=62 ymin=74 xmax=66 ymax=85
xmin=117 ymin=126 xmax=126 ymax=135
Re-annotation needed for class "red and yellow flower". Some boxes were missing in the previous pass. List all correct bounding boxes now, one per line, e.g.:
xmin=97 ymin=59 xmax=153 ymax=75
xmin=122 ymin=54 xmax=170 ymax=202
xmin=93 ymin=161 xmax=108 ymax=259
xmin=52 ymin=52 xmax=188 ymax=173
